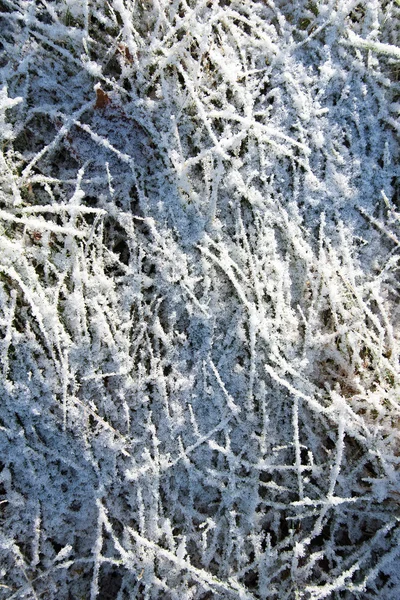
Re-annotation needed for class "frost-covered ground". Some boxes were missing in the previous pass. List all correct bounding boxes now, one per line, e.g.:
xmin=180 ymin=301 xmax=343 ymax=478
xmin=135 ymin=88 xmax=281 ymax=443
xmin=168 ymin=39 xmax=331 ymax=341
xmin=0 ymin=1 xmax=400 ymax=598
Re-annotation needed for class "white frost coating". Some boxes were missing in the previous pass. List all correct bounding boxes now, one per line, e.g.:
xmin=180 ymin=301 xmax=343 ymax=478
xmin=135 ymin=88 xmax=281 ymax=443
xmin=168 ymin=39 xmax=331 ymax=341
xmin=0 ymin=87 xmax=22 ymax=141
xmin=345 ymin=30 xmax=400 ymax=59
xmin=83 ymin=59 xmax=103 ymax=77
xmin=0 ymin=1 xmax=399 ymax=598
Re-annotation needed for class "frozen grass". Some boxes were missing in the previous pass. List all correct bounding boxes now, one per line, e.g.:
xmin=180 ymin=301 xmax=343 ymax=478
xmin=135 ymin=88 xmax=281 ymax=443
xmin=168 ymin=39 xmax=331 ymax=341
xmin=0 ymin=0 xmax=400 ymax=598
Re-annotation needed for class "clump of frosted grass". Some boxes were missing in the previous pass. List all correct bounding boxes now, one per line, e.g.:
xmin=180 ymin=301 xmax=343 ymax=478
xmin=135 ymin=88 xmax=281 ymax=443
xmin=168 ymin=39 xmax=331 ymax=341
xmin=0 ymin=1 xmax=399 ymax=598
